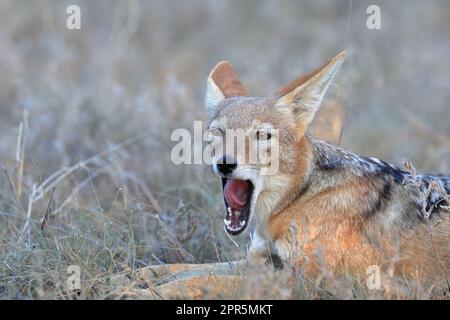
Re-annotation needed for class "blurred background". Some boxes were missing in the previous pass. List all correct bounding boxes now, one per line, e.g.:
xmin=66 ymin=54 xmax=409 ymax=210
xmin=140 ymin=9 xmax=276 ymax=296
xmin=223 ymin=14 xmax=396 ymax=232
xmin=0 ymin=0 xmax=449 ymax=298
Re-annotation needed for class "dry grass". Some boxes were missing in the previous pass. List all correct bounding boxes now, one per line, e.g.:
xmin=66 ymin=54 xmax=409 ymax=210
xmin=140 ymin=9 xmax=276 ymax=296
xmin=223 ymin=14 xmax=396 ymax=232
xmin=1 ymin=0 xmax=450 ymax=299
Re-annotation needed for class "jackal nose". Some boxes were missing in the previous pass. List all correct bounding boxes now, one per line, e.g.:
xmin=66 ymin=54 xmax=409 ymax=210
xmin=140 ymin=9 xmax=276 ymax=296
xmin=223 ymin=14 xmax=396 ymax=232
xmin=216 ymin=155 xmax=237 ymax=176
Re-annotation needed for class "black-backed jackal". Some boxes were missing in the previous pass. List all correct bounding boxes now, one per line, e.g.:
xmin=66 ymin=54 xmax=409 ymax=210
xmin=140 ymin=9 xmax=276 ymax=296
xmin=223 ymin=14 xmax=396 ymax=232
xmin=119 ymin=51 xmax=450 ymax=298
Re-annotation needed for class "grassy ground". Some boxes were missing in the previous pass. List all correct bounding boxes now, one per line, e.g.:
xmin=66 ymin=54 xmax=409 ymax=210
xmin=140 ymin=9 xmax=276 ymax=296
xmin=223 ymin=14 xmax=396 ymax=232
xmin=1 ymin=0 xmax=450 ymax=299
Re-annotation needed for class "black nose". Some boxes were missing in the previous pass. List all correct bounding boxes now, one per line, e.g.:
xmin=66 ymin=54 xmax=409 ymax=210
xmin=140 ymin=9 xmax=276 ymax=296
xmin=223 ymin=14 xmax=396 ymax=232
xmin=216 ymin=155 xmax=237 ymax=175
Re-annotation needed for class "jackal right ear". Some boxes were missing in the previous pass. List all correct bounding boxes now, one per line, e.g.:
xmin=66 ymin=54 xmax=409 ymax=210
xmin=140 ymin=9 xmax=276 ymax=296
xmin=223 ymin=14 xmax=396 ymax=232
xmin=275 ymin=51 xmax=347 ymax=129
xmin=205 ymin=61 xmax=247 ymax=119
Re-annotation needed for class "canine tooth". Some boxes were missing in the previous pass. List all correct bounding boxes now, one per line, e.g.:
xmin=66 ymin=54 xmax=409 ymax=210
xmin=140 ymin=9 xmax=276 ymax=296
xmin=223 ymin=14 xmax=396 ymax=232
xmin=240 ymin=220 xmax=245 ymax=227
xmin=227 ymin=207 xmax=232 ymax=214
xmin=224 ymin=219 xmax=231 ymax=226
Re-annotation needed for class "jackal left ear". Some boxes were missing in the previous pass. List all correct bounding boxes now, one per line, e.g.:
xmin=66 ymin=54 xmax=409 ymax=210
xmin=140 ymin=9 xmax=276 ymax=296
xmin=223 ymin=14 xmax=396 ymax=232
xmin=205 ymin=61 xmax=247 ymax=119
xmin=275 ymin=51 xmax=347 ymax=127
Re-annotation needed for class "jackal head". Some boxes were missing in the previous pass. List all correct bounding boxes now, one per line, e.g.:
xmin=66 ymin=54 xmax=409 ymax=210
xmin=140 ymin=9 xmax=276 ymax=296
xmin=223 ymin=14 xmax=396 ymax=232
xmin=205 ymin=51 xmax=347 ymax=235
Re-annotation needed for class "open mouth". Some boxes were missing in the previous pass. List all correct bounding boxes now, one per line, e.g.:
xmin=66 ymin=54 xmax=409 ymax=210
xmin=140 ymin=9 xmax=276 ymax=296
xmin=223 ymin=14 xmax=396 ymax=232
xmin=221 ymin=178 xmax=254 ymax=235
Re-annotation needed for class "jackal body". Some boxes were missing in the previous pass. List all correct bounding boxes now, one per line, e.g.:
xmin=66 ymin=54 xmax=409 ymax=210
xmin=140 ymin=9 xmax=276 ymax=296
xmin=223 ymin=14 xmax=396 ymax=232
xmin=205 ymin=52 xmax=450 ymax=283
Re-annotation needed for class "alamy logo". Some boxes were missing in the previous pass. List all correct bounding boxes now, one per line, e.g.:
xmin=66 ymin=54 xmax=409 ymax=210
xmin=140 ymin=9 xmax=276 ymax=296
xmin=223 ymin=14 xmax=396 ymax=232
xmin=366 ymin=5 xmax=381 ymax=30
xmin=66 ymin=5 xmax=81 ymax=30
xmin=171 ymin=121 xmax=280 ymax=175
xmin=366 ymin=265 xmax=381 ymax=290
xmin=66 ymin=265 xmax=81 ymax=291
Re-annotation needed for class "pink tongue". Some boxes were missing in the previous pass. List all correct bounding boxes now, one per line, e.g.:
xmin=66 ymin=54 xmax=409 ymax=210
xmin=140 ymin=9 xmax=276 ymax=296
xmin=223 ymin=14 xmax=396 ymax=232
xmin=224 ymin=179 xmax=250 ymax=210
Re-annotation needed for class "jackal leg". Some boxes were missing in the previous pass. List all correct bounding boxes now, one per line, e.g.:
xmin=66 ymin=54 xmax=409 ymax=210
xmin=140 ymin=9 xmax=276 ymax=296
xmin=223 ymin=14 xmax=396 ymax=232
xmin=136 ymin=260 xmax=246 ymax=284
xmin=110 ymin=260 xmax=246 ymax=289
xmin=152 ymin=274 xmax=245 ymax=299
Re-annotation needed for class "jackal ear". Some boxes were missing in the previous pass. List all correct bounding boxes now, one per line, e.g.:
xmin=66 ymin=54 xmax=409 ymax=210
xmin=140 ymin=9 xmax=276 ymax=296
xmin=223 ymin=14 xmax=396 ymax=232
xmin=275 ymin=51 xmax=347 ymax=127
xmin=205 ymin=61 xmax=247 ymax=119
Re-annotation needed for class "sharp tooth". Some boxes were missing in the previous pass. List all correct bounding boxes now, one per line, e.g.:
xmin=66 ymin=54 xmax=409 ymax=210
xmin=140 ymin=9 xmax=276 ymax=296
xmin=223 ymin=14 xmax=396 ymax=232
xmin=240 ymin=220 xmax=246 ymax=227
xmin=224 ymin=219 xmax=231 ymax=226
xmin=227 ymin=207 xmax=232 ymax=214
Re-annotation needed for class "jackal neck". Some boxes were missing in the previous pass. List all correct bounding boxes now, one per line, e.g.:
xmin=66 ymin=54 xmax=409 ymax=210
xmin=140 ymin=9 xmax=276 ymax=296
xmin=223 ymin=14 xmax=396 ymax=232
xmin=272 ymin=134 xmax=343 ymax=213
xmin=265 ymin=135 xmax=313 ymax=218
xmin=272 ymin=133 xmax=394 ymax=217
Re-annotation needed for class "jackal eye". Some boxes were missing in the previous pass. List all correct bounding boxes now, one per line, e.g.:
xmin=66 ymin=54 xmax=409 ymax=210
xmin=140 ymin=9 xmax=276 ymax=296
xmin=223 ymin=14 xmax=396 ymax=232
xmin=256 ymin=130 xmax=271 ymax=141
